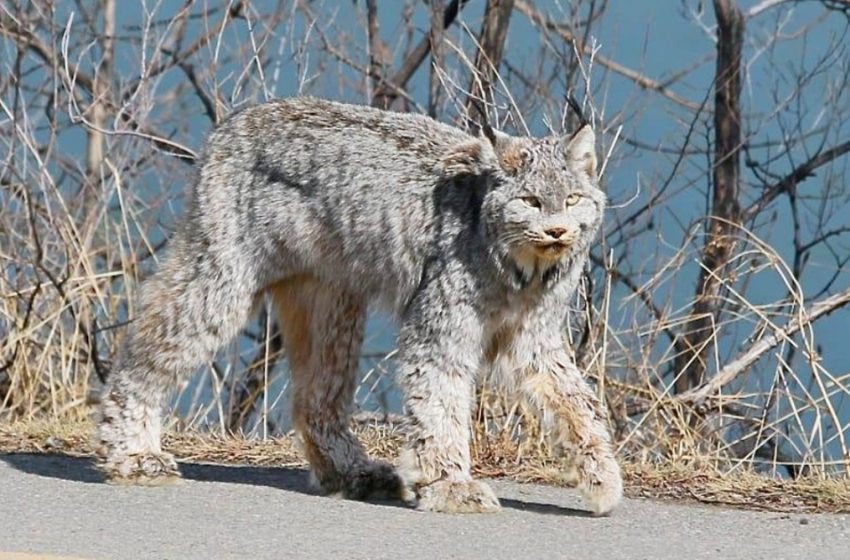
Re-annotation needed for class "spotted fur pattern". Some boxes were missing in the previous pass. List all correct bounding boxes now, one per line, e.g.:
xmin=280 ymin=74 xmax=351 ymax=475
xmin=96 ymin=97 xmax=622 ymax=514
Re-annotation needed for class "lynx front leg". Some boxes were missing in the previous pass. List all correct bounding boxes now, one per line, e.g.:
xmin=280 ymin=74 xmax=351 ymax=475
xmin=396 ymin=295 xmax=499 ymax=513
xmin=521 ymin=351 xmax=622 ymax=515
xmin=397 ymin=361 xmax=500 ymax=513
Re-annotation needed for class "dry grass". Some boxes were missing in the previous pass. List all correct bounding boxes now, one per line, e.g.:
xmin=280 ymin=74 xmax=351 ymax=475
xmin=2 ymin=417 xmax=848 ymax=514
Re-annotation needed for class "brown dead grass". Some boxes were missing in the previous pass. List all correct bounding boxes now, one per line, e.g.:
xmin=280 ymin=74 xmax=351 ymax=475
xmin=1 ymin=418 xmax=848 ymax=514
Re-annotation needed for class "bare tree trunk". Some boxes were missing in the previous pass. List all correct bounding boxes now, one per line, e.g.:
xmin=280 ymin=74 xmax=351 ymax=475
xmin=365 ymin=0 xmax=381 ymax=95
xmin=674 ymin=0 xmax=744 ymax=393
xmin=84 ymin=0 xmax=114 ymax=210
xmin=465 ymin=0 xmax=515 ymax=114
xmin=428 ymin=0 xmax=445 ymax=117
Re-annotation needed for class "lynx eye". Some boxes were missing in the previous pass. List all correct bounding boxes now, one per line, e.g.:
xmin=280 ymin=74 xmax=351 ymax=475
xmin=520 ymin=196 xmax=542 ymax=209
xmin=565 ymin=193 xmax=582 ymax=207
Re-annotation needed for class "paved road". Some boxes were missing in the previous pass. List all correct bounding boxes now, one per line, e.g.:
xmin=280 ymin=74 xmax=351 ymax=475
xmin=0 ymin=454 xmax=847 ymax=560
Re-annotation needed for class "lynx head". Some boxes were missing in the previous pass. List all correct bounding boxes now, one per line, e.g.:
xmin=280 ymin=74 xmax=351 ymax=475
xmin=445 ymin=124 xmax=606 ymax=289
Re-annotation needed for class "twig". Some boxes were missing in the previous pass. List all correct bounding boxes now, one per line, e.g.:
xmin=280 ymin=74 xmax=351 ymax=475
xmin=372 ymin=0 xmax=471 ymax=108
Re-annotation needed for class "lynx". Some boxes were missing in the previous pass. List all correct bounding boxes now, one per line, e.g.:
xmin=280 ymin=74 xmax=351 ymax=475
xmin=96 ymin=97 xmax=623 ymax=515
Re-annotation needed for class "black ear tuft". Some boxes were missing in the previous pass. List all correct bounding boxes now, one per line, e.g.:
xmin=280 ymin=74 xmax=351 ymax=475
xmin=481 ymin=122 xmax=497 ymax=146
xmin=565 ymin=95 xmax=589 ymax=127
xmin=468 ymin=98 xmax=497 ymax=146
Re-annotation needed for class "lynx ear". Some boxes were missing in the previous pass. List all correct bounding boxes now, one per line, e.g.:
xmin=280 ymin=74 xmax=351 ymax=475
xmin=440 ymin=140 xmax=489 ymax=177
xmin=482 ymin=128 xmax=532 ymax=175
xmin=563 ymin=125 xmax=597 ymax=179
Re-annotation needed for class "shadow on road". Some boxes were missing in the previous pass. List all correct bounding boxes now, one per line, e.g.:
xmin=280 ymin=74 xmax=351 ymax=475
xmin=0 ymin=453 xmax=409 ymax=511
xmin=499 ymin=498 xmax=594 ymax=518
xmin=1 ymin=453 xmax=317 ymax=494
xmin=1 ymin=453 xmax=593 ymax=517
xmin=2 ymin=453 xmax=103 ymax=483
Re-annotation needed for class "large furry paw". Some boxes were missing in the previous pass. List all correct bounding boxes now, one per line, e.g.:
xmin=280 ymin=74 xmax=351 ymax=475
xmin=417 ymin=479 xmax=501 ymax=514
xmin=576 ymin=453 xmax=623 ymax=516
xmin=323 ymin=461 xmax=407 ymax=501
xmin=102 ymin=452 xmax=182 ymax=486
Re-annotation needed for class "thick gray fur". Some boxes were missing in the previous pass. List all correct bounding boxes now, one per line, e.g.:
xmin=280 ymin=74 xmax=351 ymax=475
xmin=96 ymin=97 xmax=623 ymax=514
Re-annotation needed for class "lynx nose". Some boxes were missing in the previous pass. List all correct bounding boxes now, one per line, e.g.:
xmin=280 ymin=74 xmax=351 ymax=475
xmin=545 ymin=227 xmax=567 ymax=239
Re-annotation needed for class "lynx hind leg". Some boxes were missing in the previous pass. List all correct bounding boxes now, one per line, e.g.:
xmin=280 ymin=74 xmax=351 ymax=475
xmin=522 ymin=357 xmax=623 ymax=515
xmin=270 ymin=279 xmax=404 ymax=501
xmin=97 ymin=245 xmax=257 ymax=484
xmin=97 ymin=380 xmax=179 ymax=486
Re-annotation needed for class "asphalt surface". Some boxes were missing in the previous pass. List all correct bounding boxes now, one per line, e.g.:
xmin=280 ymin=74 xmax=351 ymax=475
xmin=0 ymin=453 xmax=847 ymax=560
